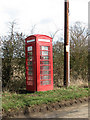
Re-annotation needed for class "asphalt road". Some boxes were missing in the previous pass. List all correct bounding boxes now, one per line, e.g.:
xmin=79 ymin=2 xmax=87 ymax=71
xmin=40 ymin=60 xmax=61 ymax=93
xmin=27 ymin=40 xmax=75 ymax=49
xmin=31 ymin=103 xmax=88 ymax=118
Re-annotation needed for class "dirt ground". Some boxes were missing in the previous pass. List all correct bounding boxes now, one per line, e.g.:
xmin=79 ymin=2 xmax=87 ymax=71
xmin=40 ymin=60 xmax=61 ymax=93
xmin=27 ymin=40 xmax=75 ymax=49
xmin=2 ymin=96 xmax=89 ymax=119
xmin=30 ymin=103 xmax=88 ymax=118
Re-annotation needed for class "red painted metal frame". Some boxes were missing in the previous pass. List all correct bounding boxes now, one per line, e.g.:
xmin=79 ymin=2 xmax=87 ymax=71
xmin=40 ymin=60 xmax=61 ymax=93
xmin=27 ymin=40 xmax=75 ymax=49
xmin=25 ymin=36 xmax=36 ymax=91
xmin=25 ymin=34 xmax=53 ymax=92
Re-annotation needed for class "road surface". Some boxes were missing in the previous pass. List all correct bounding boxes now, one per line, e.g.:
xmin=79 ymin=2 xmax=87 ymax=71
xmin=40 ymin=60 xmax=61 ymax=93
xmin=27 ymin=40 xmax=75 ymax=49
xmin=31 ymin=103 xmax=88 ymax=118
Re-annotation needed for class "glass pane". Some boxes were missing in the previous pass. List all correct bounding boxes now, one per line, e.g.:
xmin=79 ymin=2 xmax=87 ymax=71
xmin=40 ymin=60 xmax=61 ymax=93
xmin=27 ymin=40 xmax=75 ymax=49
xmin=28 ymin=66 xmax=32 ymax=70
xmin=27 ymin=80 xmax=33 ymax=86
xmin=28 ymin=61 xmax=32 ymax=65
xmin=27 ymin=46 xmax=32 ymax=51
xmin=41 ymin=80 xmax=51 ymax=85
xmin=40 ymin=66 xmax=49 ymax=70
xmin=42 ymin=51 xmax=48 ymax=55
xmin=28 ymin=56 xmax=32 ymax=60
xmin=42 ymin=46 xmax=49 ymax=50
xmin=40 ymin=61 xmax=49 ymax=64
xmin=40 ymin=56 xmax=49 ymax=60
xmin=40 ymin=51 xmax=42 ymax=55
xmin=28 ymin=76 xmax=33 ymax=80
xmin=40 ymin=75 xmax=50 ymax=80
xmin=28 ymin=52 xmax=32 ymax=56
xmin=40 ymin=71 xmax=50 ymax=75
xmin=28 ymin=71 xmax=32 ymax=75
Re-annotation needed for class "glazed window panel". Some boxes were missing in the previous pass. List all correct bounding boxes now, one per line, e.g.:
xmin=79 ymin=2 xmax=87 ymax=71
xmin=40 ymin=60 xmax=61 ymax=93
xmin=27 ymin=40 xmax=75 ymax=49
xmin=40 ymin=46 xmax=49 ymax=50
xmin=40 ymin=56 xmax=49 ymax=60
xmin=40 ymin=75 xmax=50 ymax=80
xmin=27 ymin=61 xmax=32 ymax=65
xmin=28 ymin=71 xmax=32 ymax=75
xmin=27 ymin=80 xmax=33 ymax=86
xmin=41 ymin=80 xmax=51 ymax=85
xmin=42 ymin=51 xmax=49 ymax=55
xmin=28 ymin=71 xmax=33 ymax=75
xmin=28 ymin=56 xmax=32 ymax=60
xmin=40 ymin=66 xmax=49 ymax=70
xmin=28 ymin=76 xmax=33 ymax=80
xmin=40 ymin=61 xmax=49 ymax=65
xmin=40 ymin=71 xmax=50 ymax=75
xmin=28 ymin=66 xmax=33 ymax=70
xmin=28 ymin=52 xmax=32 ymax=56
xmin=40 ymin=45 xmax=51 ymax=86
xmin=27 ymin=46 xmax=32 ymax=51
xmin=40 ymin=51 xmax=49 ymax=55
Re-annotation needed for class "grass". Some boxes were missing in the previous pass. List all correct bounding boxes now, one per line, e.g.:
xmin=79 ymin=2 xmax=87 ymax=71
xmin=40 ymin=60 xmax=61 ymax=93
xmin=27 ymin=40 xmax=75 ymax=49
xmin=2 ymin=86 xmax=88 ymax=112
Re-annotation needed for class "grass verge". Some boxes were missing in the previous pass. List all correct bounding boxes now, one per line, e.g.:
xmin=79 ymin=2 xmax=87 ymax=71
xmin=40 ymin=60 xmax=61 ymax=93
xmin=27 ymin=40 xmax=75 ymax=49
xmin=2 ymin=86 xmax=88 ymax=112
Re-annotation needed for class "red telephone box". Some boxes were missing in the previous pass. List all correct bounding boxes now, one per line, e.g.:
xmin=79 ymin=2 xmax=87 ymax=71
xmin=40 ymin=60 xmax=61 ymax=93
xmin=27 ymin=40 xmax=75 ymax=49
xmin=25 ymin=34 xmax=53 ymax=92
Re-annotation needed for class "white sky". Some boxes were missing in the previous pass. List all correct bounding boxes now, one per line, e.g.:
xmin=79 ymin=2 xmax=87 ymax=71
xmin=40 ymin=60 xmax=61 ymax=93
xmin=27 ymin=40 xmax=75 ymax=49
xmin=0 ymin=0 xmax=89 ymax=38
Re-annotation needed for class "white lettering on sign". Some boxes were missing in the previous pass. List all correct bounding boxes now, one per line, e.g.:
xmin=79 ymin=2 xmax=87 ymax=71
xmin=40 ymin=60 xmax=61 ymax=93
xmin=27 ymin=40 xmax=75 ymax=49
xmin=66 ymin=45 xmax=69 ymax=52
xmin=27 ymin=39 xmax=35 ymax=43
xmin=38 ymin=39 xmax=50 ymax=42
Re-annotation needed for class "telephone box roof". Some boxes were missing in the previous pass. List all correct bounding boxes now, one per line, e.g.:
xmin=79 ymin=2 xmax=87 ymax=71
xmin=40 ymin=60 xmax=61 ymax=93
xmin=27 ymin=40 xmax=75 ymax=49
xmin=26 ymin=34 xmax=52 ymax=39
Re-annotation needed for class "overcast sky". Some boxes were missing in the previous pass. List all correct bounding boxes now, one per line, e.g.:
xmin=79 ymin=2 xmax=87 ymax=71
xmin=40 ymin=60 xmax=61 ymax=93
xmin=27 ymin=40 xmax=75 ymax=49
xmin=0 ymin=0 xmax=89 ymax=37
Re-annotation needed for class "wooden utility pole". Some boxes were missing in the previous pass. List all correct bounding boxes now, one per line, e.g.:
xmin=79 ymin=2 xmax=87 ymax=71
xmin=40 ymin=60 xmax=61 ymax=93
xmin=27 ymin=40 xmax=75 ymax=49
xmin=64 ymin=0 xmax=70 ymax=87
xmin=88 ymin=2 xmax=90 ymax=91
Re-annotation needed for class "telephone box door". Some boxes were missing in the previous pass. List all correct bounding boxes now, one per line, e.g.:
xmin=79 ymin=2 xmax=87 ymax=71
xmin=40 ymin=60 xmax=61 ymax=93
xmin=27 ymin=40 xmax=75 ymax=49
xmin=26 ymin=43 xmax=36 ymax=91
xmin=37 ymin=42 xmax=53 ymax=91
